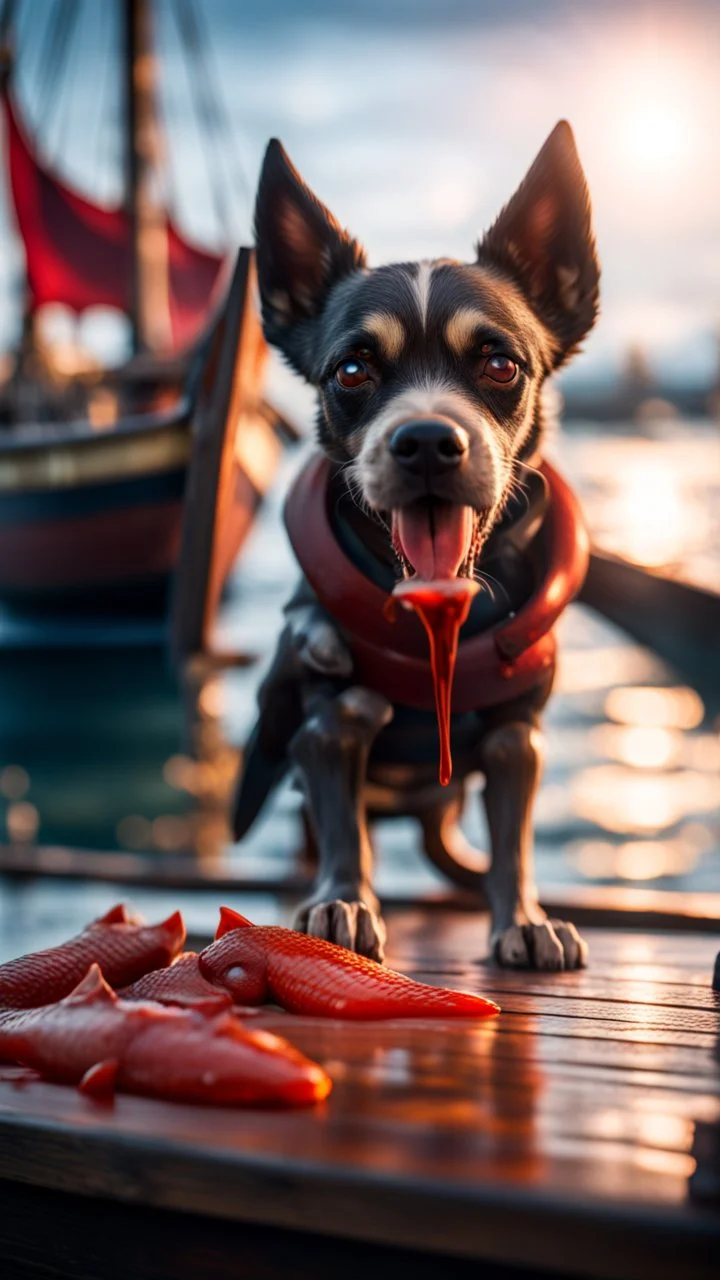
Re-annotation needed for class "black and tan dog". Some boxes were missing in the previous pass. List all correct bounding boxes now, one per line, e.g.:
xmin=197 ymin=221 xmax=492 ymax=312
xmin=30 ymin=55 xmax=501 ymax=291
xmin=234 ymin=122 xmax=600 ymax=971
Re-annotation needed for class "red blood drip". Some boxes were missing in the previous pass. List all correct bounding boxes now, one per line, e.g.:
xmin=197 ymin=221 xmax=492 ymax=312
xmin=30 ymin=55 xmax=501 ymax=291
xmin=391 ymin=579 xmax=479 ymax=785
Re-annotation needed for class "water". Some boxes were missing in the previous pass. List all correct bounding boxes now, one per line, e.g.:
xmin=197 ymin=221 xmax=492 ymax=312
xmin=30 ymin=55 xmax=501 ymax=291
xmin=1 ymin=418 xmax=717 ymax=916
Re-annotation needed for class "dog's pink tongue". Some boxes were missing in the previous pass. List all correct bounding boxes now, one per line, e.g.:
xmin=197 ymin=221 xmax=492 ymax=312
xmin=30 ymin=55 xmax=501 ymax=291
xmin=394 ymin=504 xmax=474 ymax=580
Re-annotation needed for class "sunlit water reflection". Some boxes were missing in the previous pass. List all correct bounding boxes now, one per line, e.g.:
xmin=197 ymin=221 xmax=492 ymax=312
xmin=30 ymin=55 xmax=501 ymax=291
xmin=0 ymin=421 xmax=718 ymax=901
xmin=558 ymin=423 xmax=720 ymax=590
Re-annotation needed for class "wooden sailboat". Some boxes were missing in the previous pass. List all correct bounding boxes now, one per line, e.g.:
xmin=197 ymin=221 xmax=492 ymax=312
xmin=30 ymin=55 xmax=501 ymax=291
xmin=0 ymin=0 xmax=286 ymax=616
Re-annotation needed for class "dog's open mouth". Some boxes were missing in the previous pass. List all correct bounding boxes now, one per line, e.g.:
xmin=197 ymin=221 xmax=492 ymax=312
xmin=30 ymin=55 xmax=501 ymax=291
xmin=391 ymin=499 xmax=480 ymax=581
xmin=388 ymin=499 xmax=483 ymax=788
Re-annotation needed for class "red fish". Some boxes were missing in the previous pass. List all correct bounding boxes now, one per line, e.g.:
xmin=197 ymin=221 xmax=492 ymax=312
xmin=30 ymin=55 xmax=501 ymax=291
xmin=0 ymin=965 xmax=331 ymax=1108
xmin=200 ymin=908 xmax=500 ymax=1020
xmin=121 ymin=952 xmax=233 ymax=1012
xmin=0 ymin=905 xmax=186 ymax=1009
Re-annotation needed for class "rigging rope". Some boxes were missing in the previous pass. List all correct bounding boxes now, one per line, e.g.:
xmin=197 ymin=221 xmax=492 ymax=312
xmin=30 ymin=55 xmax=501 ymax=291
xmin=171 ymin=0 xmax=248 ymax=242
xmin=37 ymin=0 xmax=80 ymax=158
xmin=89 ymin=0 xmax=114 ymax=204
xmin=186 ymin=0 xmax=249 ymax=204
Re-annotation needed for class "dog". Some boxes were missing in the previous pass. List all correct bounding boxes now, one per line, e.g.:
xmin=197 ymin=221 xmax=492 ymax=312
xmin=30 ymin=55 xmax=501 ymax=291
xmin=233 ymin=121 xmax=599 ymax=971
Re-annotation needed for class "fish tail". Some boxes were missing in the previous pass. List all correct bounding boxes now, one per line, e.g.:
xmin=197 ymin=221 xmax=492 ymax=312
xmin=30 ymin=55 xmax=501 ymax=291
xmin=444 ymin=990 xmax=500 ymax=1018
xmin=93 ymin=904 xmax=145 ymax=927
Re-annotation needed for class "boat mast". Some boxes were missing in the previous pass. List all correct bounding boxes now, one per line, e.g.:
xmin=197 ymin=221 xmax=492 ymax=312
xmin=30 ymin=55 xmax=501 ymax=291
xmin=124 ymin=0 xmax=170 ymax=355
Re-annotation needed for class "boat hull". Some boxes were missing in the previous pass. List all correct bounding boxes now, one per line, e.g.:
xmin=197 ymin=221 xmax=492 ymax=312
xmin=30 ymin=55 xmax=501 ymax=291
xmin=0 ymin=407 xmax=268 ymax=615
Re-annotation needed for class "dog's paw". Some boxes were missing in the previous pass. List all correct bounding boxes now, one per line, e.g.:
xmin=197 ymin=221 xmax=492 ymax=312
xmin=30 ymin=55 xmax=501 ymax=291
xmin=295 ymin=899 xmax=386 ymax=962
xmin=492 ymin=920 xmax=588 ymax=971
xmin=548 ymin=919 xmax=589 ymax=970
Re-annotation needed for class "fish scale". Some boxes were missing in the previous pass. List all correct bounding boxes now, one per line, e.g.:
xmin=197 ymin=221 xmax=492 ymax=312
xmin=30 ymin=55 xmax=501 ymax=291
xmin=200 ymin=911 xmax=500 ymax=1020
xmin=0 ymin=964 xmax=331 ymax=1107
xmin=0 ymin=905 xmax=186 ymax=1009
xmin=121 ymin=952 xmax=233 ymax=1011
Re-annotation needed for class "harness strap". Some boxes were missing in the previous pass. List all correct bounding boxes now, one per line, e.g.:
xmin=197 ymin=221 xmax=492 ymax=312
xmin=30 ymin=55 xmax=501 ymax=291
xmin=284 ymin=455 xmax=588 ymax=714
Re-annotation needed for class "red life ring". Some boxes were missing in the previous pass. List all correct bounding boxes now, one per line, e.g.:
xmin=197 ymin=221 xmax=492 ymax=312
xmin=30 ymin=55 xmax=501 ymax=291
xmin=284 ymin=454 xmax=589 ymax=714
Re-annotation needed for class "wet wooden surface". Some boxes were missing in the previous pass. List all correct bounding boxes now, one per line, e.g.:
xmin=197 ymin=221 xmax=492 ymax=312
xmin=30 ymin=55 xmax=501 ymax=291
xmin=0 ymin=909 xmax=719 ymax=1279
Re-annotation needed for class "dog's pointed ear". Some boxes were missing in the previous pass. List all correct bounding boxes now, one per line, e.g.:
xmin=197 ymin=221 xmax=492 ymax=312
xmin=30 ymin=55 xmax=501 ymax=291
xmin=477 ymin=122 xmax=599 ymax=365
xmin=254 ymin=140 xmax=366 ymax=370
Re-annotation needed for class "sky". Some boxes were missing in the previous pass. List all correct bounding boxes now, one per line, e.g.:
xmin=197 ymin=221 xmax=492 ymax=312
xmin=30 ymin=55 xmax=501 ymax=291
xmin=1 ymin=0 xmax=719 ymax=387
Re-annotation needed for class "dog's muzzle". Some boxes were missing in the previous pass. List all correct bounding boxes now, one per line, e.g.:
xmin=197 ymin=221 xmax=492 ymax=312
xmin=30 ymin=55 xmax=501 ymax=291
xmin=389 ymin=419 xmax=470 ymax=476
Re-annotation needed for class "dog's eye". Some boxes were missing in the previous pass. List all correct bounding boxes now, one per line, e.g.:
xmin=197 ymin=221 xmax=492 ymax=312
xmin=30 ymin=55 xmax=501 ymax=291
xmin=335 ymin=358 xmax=371 ymax=389
xmin=482 ymin=353 xmax=517 ymax=384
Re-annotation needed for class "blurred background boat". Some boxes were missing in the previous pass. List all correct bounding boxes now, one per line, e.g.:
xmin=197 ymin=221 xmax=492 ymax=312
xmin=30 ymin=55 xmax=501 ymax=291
xmin=0 ymin=0 xmax=286 ymax=619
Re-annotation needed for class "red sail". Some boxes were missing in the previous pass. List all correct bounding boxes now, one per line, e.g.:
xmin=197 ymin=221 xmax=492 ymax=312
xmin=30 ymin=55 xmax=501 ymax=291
xmin=3 ymin=88 xmax=227 ymax=351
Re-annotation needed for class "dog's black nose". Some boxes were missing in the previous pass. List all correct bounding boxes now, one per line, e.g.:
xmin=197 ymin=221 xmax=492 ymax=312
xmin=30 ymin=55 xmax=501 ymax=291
xmin=389 ymin=420 xmax=469 ymax=473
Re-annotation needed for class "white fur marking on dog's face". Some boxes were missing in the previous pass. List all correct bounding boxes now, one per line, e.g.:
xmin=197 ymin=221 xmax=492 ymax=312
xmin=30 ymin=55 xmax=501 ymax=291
xmin=412 ymin=261 xmax=435 ymax=331
xmin=350 ymin=378 xmax=507 ymax=514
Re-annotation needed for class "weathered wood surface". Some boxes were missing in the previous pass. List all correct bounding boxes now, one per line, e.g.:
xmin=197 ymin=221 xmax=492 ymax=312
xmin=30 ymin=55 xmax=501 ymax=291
xmin=0 ymin=909 xmax=718 ymax=1278
xmin=170 ymin=247 xmax=277 ymax=668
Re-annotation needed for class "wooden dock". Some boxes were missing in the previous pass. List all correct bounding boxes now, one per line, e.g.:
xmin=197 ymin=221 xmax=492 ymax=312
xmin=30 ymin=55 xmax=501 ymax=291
xmin=1 ymin=906 xmax=718 ymax=1279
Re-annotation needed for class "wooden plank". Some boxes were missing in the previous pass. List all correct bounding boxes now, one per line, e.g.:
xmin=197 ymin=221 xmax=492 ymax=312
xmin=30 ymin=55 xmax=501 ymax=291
xmin=0 ymin=1178 xmax=568 ymax=1280
xmin=387 ymin=915 xmax=720 ymax=967
xmin=1 ymin=904 xmax=719 ymax=1277
xmin=440 ymin=973 xmax=720 ymax=1011
xmin=0 ymin=1089 xmax=718 ymax=1280
xmin=230 ymin=1008 xmax=720 ymax=1079
xmin=498 ymin=980 xmax=720 ymax=1011
xmin=532 ymin=884 xmax=720 ymax=932
xmin=170 ymin=248 xmax=271 ymax=666
xmin=403 ymin=984 xmax=720 ymax=1035
xmin=0 ymin=842 xmax=311 ymax=893
xmin=2 ymin=1056 xmax=716 ymax=1156
xmin=463 ymin=1029 xmax=720 ymax=1081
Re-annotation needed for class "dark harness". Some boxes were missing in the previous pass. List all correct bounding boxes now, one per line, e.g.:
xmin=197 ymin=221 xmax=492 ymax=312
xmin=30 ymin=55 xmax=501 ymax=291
xmin=285 ymin=453 xmax=588 ymax=715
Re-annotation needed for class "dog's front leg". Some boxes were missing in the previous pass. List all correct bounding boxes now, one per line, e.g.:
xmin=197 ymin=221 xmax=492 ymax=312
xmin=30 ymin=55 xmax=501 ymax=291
xmin=480 ymin=721 xmax=588 ymax=971
xmin=290 ymin=686 xmax=393 ymax=961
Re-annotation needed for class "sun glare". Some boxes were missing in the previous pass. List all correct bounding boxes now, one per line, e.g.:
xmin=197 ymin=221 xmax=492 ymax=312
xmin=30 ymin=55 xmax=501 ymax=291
xmin=623 ymin=99 xmax=688 ymax=171
xmin=592 ymin=37 xmax=704 ymax=190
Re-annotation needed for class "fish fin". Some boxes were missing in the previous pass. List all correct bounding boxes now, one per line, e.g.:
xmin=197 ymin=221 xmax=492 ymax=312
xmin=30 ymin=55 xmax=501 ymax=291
xmin=160 ymin=910 xmax=187 ymax=950
xmin=210 ymin=1011 xmax=247 ymax=1039
xmin=96 ymin=904 xmax=128 ymax=925
xmin=91 ymin=904 xmax=146 ymax=928
xmin=79 ymin=1059 xmax=119 ymax=1098
xmin=93 ymin=903 xmax=145 ymax=927
xmin=66 ymin=964 xmax=118 ymax=1005
xmin=215 ymin=906 xmax=253 ymax=939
